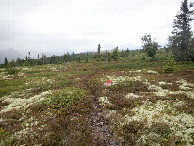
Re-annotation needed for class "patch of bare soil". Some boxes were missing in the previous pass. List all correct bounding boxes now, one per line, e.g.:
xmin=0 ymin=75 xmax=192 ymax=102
xmin=82 ymin=71 xmax=118 ymax=146
xmin=89 ymin=95 xmax=117 ymax=146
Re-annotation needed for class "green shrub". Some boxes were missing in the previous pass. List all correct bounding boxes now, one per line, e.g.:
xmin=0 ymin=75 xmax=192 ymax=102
xmin=163 ymin=56 xmax=178 ymax=73
xmin=0 ymin=128 xmax=13 ymax=146
xmin=6 ymin=63 xmax=19 ymax=74
xmin=7 ymin=68 xmax=19 ymax=74
xmin=48 ymin=87 xmax=88 ymax=108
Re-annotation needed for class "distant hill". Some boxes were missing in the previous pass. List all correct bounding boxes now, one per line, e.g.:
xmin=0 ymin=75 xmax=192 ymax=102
xmin=0 ymin=48 xmax=23 ymax=64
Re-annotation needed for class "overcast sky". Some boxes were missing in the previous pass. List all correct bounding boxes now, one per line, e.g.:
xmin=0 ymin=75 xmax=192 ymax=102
xmin=0 ymin=0 xmax=193 ymax=56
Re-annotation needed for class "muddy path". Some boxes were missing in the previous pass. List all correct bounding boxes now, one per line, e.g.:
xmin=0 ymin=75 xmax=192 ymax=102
xmin=82 ymin=70 xmax=118 ymax=146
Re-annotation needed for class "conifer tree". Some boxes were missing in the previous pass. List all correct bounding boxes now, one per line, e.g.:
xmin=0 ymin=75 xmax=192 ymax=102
xmin=97 ymin=44 xmax=101 ymax=61
xmin=168 ymin=0 xmax=193 ymax=61
xmin=4 ymin=57 xmax=8 ymax=67
xmin=111 ymin=47 xmax=119 ymax=61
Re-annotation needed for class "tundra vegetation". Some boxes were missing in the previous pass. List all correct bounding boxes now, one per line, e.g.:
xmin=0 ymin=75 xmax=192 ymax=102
xmin=0 ymin=0 xmax=194 ymax=145
xmin=0 ymin=48 xmax=194 ymax=145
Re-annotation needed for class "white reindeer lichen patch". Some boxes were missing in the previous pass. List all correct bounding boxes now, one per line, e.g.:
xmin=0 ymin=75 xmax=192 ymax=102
xmin=128 ymin=70 xmax=142 ymax=74
xmin=147 ymin=80 xmax=194 ymax=99
xmin=24 ymin=77 xmax=55 ymax=86
xmin=122 ymin=100 xmax=194 ymax=144
xmin=124 ymin=93 xmax=140 ymax=99
xmin=0 ymin=91 xmax=52 ymax=113
xmin=146 ymin=70 xmax=158 ymax=74
xmin=148 ymin=84 xmax=169 ymax=96
xmin=22 ymin=117 xmax=39 ymax=128
xmin=128 ymin=69 xmax=158 ymax=74
xmin=102 ymin=74 xmax=194 ymax=100
xmin=99 ymin=97 xmax=111 ymax=106
xmin=176 ymin=79 xmax=194 ymax=90
xmin=158 ymin=81 xmax=172 ymax=85
xmin=0 ymin=72 xmax=14 ymax=80
xmin=103 ymin=75 xmax=144 ymax=85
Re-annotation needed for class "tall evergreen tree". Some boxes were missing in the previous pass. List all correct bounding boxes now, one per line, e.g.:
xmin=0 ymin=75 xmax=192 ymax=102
xmin=107 ymin=52 xmax=111 ymax=62
xmin=97 ymin=44 xmax=101 ymax=61
xmin=4 ymin=57 xmax=8 ymax=67
xmin=168 ymin=0 xmax=193 ymax=61
xmin=28 ymin=52 xmax=31 ymax=59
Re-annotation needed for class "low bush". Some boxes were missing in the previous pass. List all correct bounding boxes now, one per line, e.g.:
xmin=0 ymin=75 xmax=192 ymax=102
xmin=0 ymin=128 xmax=13 ymax=146
xmin=6 ymin=65 xmax=19 ymax=74
xmin=48 ymin=87 xmax=88 ymax=108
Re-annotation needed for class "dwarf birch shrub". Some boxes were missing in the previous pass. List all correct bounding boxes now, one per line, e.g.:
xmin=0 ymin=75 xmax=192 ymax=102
xmin=6 ymin=63 xmax=19 ymax=74
xmin=48 ymin=87 xmax=88 ymax=108
xmin=0 ymin=128 xmax=13 ymax=146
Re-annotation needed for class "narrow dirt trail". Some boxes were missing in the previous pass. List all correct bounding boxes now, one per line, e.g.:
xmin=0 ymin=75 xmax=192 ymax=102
xmin=89 ymin=95 xmax=117 ymax=146
xmin=83 ymin=71 xmax=118 ymax=146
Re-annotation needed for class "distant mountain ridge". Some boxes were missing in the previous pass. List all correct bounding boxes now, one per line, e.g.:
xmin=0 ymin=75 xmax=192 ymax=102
xmin=0 ymin=48 xmax=23 ymax=64
xmin=0 ymin=49 xmax=63 ymax=64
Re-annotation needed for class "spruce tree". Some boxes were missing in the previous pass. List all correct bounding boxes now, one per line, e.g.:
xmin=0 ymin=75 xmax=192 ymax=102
xmin=168 ymin=0 xmax=193 ymax=61
xmin=4 ymin=57 xmax=8 ymax=67
xmin=97 ymin=44 xmax=101 ymax=61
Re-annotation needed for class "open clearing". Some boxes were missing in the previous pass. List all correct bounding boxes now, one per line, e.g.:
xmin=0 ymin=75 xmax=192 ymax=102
xmin=0 ymin=62 xmax=194 ymax=145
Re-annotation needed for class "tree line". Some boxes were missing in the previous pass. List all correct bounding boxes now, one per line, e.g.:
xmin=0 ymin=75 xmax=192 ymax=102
xmin=3 ymin=45 xmax=145 ymax=67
